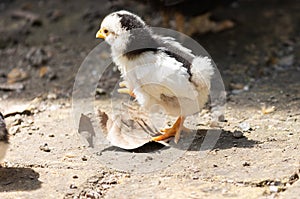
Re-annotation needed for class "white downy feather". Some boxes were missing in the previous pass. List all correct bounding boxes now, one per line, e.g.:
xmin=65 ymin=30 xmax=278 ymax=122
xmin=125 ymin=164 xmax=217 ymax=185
xmin=191 ymin=56 xmax=214 ymax=90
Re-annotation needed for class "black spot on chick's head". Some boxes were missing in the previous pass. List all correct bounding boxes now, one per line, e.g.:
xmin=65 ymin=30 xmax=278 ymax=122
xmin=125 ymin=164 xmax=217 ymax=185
xmin=117 ymin=13 xmax=145 ymax=30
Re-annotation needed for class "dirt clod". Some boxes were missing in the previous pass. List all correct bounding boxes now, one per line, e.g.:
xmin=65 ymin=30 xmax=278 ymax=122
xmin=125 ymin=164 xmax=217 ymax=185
xmin=39 ymin=143 xmax=51 ymax=152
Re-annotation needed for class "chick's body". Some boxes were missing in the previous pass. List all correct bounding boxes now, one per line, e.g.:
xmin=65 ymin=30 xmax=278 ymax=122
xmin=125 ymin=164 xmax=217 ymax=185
xmin=115 ymin=45 xmax=211 ymax=117
xmin=96 ymin=10 xmax=214 ymax=142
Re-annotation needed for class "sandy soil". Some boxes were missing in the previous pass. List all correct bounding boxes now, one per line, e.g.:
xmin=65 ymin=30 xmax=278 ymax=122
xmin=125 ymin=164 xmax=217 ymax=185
xmin=0 ymin=0 xmax=299 ymax=198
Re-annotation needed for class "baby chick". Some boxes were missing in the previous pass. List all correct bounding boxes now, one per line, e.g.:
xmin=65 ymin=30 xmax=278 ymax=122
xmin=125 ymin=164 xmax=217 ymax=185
xmin=96 ymin=10 xmax=214 ymax=143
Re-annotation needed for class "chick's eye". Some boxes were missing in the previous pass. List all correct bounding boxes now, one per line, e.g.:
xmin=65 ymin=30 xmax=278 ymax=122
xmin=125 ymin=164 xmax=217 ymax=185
xmin=104 ymin=29 xmax=108 ymax=34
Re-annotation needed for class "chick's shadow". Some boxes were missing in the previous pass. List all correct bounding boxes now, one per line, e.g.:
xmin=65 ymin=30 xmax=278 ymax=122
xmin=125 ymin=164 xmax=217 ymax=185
xmin=186 ymin=129 xmax=260 ymax=151
xmin=101 ymin=129 xmax=260 ymax=153
xmin=0 ymin=167 xmax=42 ymax=192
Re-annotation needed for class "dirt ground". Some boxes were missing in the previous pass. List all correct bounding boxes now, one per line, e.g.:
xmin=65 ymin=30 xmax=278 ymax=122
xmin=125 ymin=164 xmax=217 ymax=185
xmin=0 ymin=0 xmax=299 ymax=198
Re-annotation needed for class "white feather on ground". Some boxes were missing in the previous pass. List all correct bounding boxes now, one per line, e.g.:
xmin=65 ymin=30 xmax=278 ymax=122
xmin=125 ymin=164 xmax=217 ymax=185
xmin=98 ymin=104 xmax=168 ymax=150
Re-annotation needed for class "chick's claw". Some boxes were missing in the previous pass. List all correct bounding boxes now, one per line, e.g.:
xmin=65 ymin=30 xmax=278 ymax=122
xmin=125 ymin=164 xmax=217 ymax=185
xmin=152 ymin=128 xmax=178 ymax=141
xmin=152 ymin=116 xmax=184 ymax=143
xmin=117 ymin=88 xmax=136 ymax=98
xmin=119 ymin=81 xmax=128 ymax=88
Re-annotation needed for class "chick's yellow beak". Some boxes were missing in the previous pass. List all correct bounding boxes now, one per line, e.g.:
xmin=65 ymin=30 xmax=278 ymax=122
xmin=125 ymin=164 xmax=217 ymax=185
xmin=96 ymin=29 xmax=105 ymax=39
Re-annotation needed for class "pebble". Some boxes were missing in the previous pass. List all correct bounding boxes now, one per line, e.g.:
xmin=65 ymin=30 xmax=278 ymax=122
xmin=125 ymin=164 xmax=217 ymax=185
xmin=73 ymin=175 xmax=79 ymax=179
xmin=47 ymin=9 xmax=64 ymax=22
xmin=88 ymin=176 xmax=99 ymax=183
xmin=9 ymin=126 xmax=20 ymax=135
xmin=269 ymin=185 xmax=278 ymax=193
xmin=0 ymin=83 xmax=25 ymax=91
xmin=145 ymin=156 xmax=153 ymax=162
xmin=81 ymin=155 xmax=88 ymax=161
xmin=278 ymin=55 xmax=294 ymax=67
xmin=26 ymin=48 xmax=49 ymax=67
xmin=39 ymin=143 xmax=51 ymax=152
xmin=30 ymin=126 xmax=39 ymax=131
xmin=47 ymin=93 xmax=57 ymax=100
xmin=96 ymin=88 xmax=106 ymax=95
xmin=69 ymin=183 xmax=78 ymax=189
xmin=85 ymin=190 xmax=101 ymax=198
xmin=242 ymin=162 xmax=250 ymax=167
xmin=11 ymin=118 xmax=23 ymax=126
xmin=233 ymin=130 xmax=243 ymax=138
xmin=238 ymin=122 xmax=251 ymax=132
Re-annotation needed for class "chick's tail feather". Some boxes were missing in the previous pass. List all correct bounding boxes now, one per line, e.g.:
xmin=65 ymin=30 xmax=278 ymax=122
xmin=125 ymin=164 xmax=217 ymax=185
xmin=190 ymin=56 xmax=214 ymax=89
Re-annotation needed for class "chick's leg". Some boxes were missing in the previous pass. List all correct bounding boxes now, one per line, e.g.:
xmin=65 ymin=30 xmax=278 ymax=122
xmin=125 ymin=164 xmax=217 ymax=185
xmin=118 ymin=81 xmax=135 ymax=98
xmin=152 ymin=116 xmax=185 ymax=143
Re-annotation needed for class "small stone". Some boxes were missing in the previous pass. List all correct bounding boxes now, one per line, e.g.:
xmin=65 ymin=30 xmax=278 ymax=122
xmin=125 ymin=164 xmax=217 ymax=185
xmin=48 ymin=134 xmax=55 ymax=137
xmin=238 ymin=122 xmax=251 ymax=132
xmin=73 ymin=175 xmax=78 ymax=179
xmin=81 ymin=155 xmax=88 ymax=161
xmin=0 ymin=83 xmax=25 ymax=91
xmin=278 ymin=55 xmax=294 ymax=67
xmin=269 ymin=185 xmax=278 ymax=193
xmin=88 ymin=176 xmax=99 ymax=183
xmin=47 ymin=93 xmax=57 ymax=100
xmin=233 ymin=130 xmax=243 ymax=138
xmin=85 ymin=190 xmax=101 ymax=198
xmin=26 ymin=119 xmax=34 ymax=124
xmin=26 ymin=48 xmax=49 ymax=67
xmin=96 ymin=88 xmax=106 ymax=95
xmin=39 ymin=143 xmax=51 ymax=152
xmin=145 ymin=156 xmax=153 ymax=162
xmin=10 ymin=126 xmax=20 ymax=135
xmin=12 ymin=118 xmax=23 ymax=126
xmin=69 ymin=183 xmax=77 ymax=189
xmin=47 ymin=9 xmax=64 ymax=22
xmin=49 ymin=34 xmax=61 ymax=43
xmin=30 ymin=126 xmax=39 ymax=131
xmin=242 ymin=162 xmax=250 ymax=167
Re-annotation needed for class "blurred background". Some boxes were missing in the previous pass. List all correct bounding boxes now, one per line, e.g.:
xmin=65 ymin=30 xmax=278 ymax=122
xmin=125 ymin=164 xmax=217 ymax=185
xmin=0 ymin=0 xmax=299 ymax=100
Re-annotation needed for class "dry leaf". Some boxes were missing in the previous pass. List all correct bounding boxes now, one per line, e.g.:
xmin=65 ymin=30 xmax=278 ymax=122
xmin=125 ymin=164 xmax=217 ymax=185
xmin=187 ymin=13 xmax=235 ymax=35
xmin=39 ymin=66 xmax=49 ymax=78
xmin=7 ymin=68 xmax=29 ymax=83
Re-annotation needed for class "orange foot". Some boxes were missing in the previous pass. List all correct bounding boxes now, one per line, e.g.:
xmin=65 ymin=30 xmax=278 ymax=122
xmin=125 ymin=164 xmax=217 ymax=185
xmin=152 ymin=116 xmax=185 ymax=143
xmin=117 ymin=88 xmax=136 ymax=97
xmin=118 ymin=81 xmax=135 ymax=98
